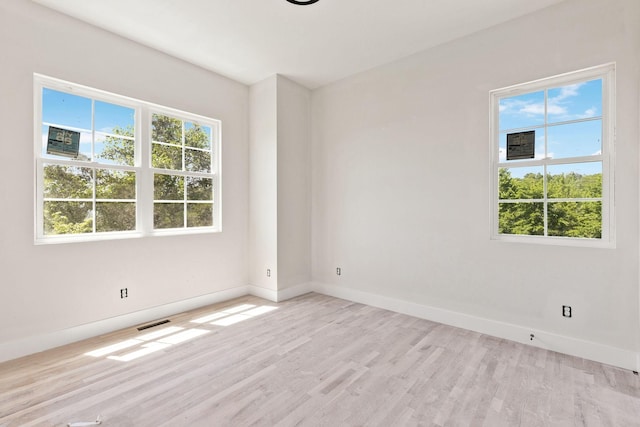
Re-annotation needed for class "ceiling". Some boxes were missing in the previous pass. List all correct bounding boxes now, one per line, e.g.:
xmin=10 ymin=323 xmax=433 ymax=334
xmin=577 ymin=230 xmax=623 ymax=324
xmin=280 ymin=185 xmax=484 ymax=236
xmin=32 ymin=0 xmax=566 ymax=89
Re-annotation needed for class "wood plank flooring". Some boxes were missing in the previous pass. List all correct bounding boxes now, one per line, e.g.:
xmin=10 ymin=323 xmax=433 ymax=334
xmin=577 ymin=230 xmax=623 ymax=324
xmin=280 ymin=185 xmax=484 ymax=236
xmin=1 ymin=293 xmax=639 ymax=426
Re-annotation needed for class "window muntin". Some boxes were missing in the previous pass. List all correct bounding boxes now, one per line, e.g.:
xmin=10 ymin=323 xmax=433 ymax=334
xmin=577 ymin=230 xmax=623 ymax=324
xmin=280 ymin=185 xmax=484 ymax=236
xmin=35 ymin=75 xmax=221 ymax=243
xmin=151 ymin=113 xmax=216 ymax=230
xmin=491 ymin=64 xmax=614 ymax=246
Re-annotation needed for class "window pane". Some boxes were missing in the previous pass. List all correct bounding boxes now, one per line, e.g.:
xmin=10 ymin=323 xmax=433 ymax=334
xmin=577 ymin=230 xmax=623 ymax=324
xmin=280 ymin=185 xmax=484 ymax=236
xmin=547 ymin=163 xmax=602 ymax=199
xmin=152 ymin=143 xmax=182 ymax=170
xmin=498 ymin=167 xmax=543 ymax=200
xmin=42 ymin=88 xmax=92 ymax=130
xmin=95 ymin=101 xmax=134 ymax=137
xmin=186 ymin=177 xmax=212 ymax=201
xmin=154 ymin=174 xmax=184 ymax=200
xmin=44 ymin=201 xmax=92 ymax=235
xmin=547 ymin=120 xmax=601 ymax=159
xmin=154 ymin=203 xmax=184 ymax=229
xmin=498 ymin=202 xmax=544 ymax=236
xmin=43 ymin=165 xmax=92 ymax=199
xmin=548 ymin=202 xmax=601 ymax=238
xmin=187 ymin=203 xmax=213 ymax=227
xmin=185 ymin=122 xmax=211 ymax=149
xmin=152 ymin=114 xmax=182 ymax=145
xmin=185 ymin=149 xmax=211 ymax=172
xmin=96 ymin=169 xmax=136 ymax=199
xmin=95 ymin=134 xmax=135 ymax=166
xmin=499 ymin=91 xmax=545 ymax=131
xmin=547 ymin=79 xmax=602 ymax=124
xmin=96 ymin=202 xmax=136 ymax=232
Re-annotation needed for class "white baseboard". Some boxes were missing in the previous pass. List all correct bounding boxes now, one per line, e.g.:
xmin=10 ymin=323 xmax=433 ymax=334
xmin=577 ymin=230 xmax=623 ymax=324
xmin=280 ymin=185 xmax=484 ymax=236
xmin=247 ymin=285 xmax=278 ymax=302
xmin=3 ymin=281 xmax=637 ymax=372
xmin=0 ymin=286 xmax=249 ymax=364
xmin=312 ymin=282 xmax=639 ymax=372
xmin=248 ymin=282 xmax=313 ymax=302
xmin=275 ymin=282 xmax=314 ymax=302
xmin=1 ymin=283 xmax=313 ymax=364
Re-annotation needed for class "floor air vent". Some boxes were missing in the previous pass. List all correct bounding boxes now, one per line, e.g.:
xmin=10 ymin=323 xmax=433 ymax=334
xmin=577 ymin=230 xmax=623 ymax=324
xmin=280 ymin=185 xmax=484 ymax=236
xmin=137 ymin=319 xmax=170 ymax=331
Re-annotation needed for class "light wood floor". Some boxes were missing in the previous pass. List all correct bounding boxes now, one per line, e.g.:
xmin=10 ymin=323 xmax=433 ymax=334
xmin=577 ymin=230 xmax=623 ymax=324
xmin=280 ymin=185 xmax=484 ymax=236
xmin=1 ymin=293 xmax=639 ymax=426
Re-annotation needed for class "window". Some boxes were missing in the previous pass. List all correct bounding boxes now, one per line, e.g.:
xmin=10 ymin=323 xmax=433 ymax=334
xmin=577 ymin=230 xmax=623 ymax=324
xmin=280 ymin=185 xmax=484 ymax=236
xmin=34 ymin=75 xmax=221 ymax=243
xmin=490 ymin=64 xmax=614 ymax=246
xmin=151 ymin=112 xmax=215 ymax=230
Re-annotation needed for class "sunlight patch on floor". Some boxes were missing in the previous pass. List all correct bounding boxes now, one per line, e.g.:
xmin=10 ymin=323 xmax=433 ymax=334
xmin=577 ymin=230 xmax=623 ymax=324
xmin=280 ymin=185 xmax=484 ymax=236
xmin=191 ymin=304 xmax=257 ymax=323
xmin=85 ymin=326 xmax=209 ymax=362
xmin=85 ymin=339 xmax=141 ymax=357
xmin=84 ymin=303 xmax=279 ymax=362
xmin=107 ymin=342 xmax=172 ymax=362
xmin=192 ymin=304 xmax=279 ymax=327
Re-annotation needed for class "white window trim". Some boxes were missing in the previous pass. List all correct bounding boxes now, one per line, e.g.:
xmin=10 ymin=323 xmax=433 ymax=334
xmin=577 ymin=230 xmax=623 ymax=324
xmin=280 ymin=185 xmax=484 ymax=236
xmin=33 ymin=74 xmax=222 ymax=244
xmin=489 ymin=63 xmax=615 ymax=248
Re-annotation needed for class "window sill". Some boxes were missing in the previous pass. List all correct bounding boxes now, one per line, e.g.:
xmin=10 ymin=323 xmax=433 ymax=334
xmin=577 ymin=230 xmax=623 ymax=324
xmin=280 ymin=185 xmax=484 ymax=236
xmin=34 ymin=227 xmax=220 ymax=245
xmin=491 ymin=233 xmax=615 ymax=249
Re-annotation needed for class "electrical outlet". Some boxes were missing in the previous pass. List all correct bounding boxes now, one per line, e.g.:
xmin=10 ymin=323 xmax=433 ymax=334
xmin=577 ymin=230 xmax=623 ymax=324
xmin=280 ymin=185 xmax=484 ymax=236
xmin=562 ymin=305 xmax=572 ymax=318
xmin=336 ymin=267 xmax=341 ymax=276
xmin=120 ymin=288 xmax=128 ymax=299
xmin=267 ymin=269 xmax=271 ymax=278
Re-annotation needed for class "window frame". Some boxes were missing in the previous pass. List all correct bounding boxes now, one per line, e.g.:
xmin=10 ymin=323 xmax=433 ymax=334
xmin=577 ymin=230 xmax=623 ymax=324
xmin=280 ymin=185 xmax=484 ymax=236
xmin=34 ymin=74 xmax=222 ymax=244
xmin=489 ymin=64 xmax=615 ymax=247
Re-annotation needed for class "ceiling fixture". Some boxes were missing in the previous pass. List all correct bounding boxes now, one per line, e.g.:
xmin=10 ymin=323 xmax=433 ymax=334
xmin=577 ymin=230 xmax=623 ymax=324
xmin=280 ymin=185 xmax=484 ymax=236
xmin=285 ymin=0 xmax=319 ymax=5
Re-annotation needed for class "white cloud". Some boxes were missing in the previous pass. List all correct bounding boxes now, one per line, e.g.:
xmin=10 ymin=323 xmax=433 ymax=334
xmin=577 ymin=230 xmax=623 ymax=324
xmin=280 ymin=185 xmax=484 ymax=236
xmin=580 ymin=107 xmax=598 ymax=118
xmin=550 ymin=83 xmax=584 ymax=103
xmin=519 ymin=103 xmax=544 ymax=115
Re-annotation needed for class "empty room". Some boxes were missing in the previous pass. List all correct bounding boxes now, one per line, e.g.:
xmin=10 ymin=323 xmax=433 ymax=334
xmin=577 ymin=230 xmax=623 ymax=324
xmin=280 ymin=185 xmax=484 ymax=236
xmin=1 ymin=0 xmax=639 ymax=425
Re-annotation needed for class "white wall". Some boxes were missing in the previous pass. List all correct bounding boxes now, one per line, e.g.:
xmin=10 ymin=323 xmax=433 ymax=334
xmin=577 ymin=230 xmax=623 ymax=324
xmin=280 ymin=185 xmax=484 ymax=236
xmin=249 ymin=76 xmax=278 ymax=291
xmin=277 ymin=77 xmax=311 ymax=291
xmin=249 ymin=75 xmax=311 ymax=296
xmin=311 ymin=0 xmax=640 ymax=363
xmin=0 ymin=0 xmax=249 ymax=356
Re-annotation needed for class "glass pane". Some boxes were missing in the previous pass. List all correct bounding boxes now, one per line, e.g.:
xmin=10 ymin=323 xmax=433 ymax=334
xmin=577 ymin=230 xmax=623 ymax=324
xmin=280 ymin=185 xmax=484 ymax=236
xmin=186 ymin=177 xmax=213 ymax=201
xmin=498 ymin=167 xmax=543 ymax=200
xmin=154 ymin=174 xmax=184 ymax=200
xmin=152 ymin=143 xmax=182 ymax=170
xmin=185 ymin=122 xmax=211 ymax=149
xmin=498 ymin=202 xmax=544 ymax=236
xmin=96 ymin=202 xmax=136 ymax=232
xmin=42 ymin=88 xmax=92 ymax=131
xmin=187 ymin=203 xmax=213 ymax=227
xmin=95 ymin=101 xmax=134 ymax=137
xmin=499 ymin=130 xmax=545 ymax=162
xmin=547 ymin=120 xmax=602 ymax=159
xmin=185 ymin=149 xmax=211 ymax=172
xmin=77 ymin=133 xmax=93 ymax=161
xmin=95 ymin=133 xmax=134 ymax=166
xmin=548 ymin=202 xmax=601 ymax=238
xmin=96 ymin=169 xmax=136 ymax=199
xmin=152 ymin=114 xmax=182 ymax=145
xmin=547 ymin=79 xmax=602 ymax=124
xmin=43 ymin=165 xmax=92 ymax=199
xmin=547 ymin=163 xmax=602 ymax=199
xmin=154 ymin=203 xmax=184 ymax=229
xmin=44 ymin=201 xmax=92 ymax=235
xmin=499 ymin=91 xmax=545 ymax=131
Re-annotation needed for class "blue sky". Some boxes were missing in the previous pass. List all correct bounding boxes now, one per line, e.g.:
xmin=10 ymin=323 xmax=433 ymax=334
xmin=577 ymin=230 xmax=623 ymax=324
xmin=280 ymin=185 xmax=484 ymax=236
xmin=498 ymin=79 xmax=603 ymax=177
xmin=42 ymin=88 xmax=135 ymax=163
xmin=42 ymin=88 xmax=212 ymax=169
xmin=42 ymin=88 xmax=212 ymax=164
